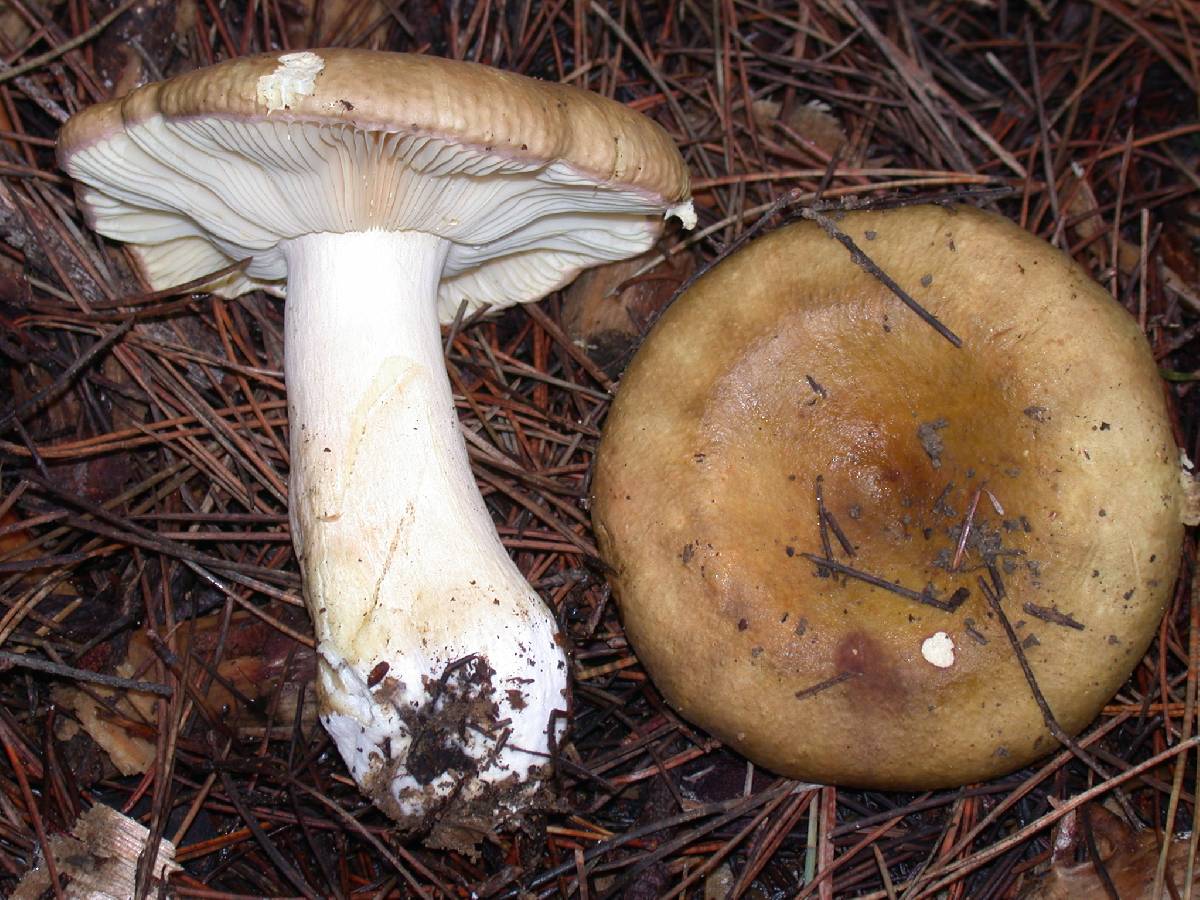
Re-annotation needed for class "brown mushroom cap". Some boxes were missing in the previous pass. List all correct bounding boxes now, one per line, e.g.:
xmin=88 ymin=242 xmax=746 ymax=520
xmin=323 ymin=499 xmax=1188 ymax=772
xmin=58 ymin=49 xmax=690 ymax=198
xmin=57 ymin=49 xmax=692 ymax=317
xmin=591 ymin=204 xmax=1184 ymax=790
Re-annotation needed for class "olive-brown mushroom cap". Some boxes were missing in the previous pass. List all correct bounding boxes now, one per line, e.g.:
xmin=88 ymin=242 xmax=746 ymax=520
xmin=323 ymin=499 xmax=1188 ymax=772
xmin=592 ymin=204 xmax=1183 ymax=790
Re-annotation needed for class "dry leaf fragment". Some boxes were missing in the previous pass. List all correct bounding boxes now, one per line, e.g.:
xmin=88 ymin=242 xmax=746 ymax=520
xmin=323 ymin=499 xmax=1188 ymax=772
xmin=562 ymin=249 xmax=694 ymax=378
xmin=54 ymin=610 xmax=317 ymax=775
xmin=783 ymin=99 xmax=848 ymax=156
xmin=752 ymin=95 xmax=848 ymax=157
xmin=1018 ymin=803 xmax=1200 ymax=899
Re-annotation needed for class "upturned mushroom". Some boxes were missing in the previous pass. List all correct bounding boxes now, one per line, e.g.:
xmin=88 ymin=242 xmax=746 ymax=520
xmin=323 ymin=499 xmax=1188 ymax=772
xmin=592 ymin=204 xmax=1186 ymax=789
xmin=58 ymin=49 xmax=693 ymax=832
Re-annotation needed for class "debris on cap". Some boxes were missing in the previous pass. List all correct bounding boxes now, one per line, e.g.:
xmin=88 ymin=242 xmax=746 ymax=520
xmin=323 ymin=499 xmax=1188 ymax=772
xmin=593 ymin=203 xmax=1185 ymax=791
xmin=921 ymin=632 xmax=955 ymax=668
xmin=256 ymin=50 xmax=325 ymax=112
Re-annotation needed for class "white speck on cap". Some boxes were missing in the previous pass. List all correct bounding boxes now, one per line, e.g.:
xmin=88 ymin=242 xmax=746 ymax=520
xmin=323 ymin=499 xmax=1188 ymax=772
xmin=921 ymin=631 xmax=955 ymax=668
xmin=257 ymin=52 xmax=325 ymax=112
xmin=667 ymin=199 xmax=698 ymax=230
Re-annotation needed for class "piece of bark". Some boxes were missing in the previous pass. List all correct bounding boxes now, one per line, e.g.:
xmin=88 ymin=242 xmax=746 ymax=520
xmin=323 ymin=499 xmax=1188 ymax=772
xmin=0 ymin=181 xmax=110 ymax=305
xmin=12 ymin=803 xmax=178 ymax=899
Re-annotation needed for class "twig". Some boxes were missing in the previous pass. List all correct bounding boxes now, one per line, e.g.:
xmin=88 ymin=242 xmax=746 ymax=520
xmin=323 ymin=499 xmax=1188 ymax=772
xmin=0 ymin=650 xmax=173 ymax=696
xmin=0 ymin=318 xmax=133 ymax=436
xmin=216 ymin=770 xmax=320 ymax=900
xmin=950 ymin=486 xmax=983 ymax=571
xmin=798 ymin=554 xmax=969 ymax=613
xmin=798 ymin=208 xmax=962 ymax=347
xmin=794 ymin=671 xmax=858 ymax=701
xmin=978 ymin=579 xmax=1117 ymax=789
xmin=0 ymin=719 xmax=63 ymax=899
xmin=0 ymin=0 xmax=142 ymax=84
xmin=1021 ymin=602 xmax=1085 ymax=631
xmin=1080 ymin=804 xmax=1121 ymax=900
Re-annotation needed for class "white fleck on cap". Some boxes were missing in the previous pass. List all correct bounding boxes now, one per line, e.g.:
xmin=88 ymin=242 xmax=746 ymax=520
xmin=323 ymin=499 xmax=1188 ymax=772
xmin=921 ymin=631 xmax=956 ymax=668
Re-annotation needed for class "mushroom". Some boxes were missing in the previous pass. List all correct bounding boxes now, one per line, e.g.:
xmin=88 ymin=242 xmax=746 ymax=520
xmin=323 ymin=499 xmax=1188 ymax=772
xmin=592 ymin=204 xmax=1184 ymax=789
xmin=58 ymin=49 xmax=693 ymax=831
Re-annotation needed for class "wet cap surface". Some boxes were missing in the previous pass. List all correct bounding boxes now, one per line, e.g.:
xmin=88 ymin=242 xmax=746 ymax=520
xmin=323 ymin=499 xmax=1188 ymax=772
xmin=592 ymin=204 xmax=1184 ymax=790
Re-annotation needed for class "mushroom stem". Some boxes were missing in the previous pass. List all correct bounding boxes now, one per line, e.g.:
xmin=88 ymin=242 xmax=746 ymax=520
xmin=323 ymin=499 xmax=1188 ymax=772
xmin=282 ymin=230 xmax=567 ymax=823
